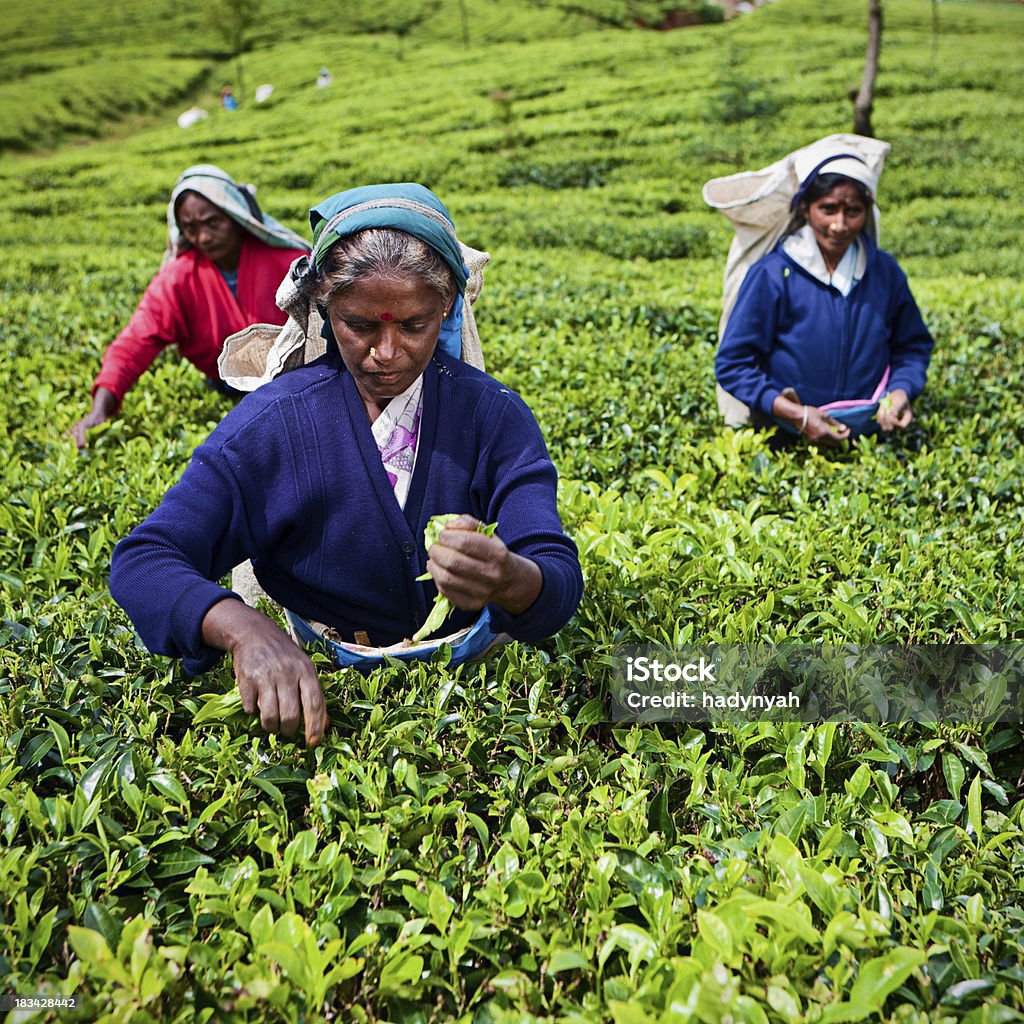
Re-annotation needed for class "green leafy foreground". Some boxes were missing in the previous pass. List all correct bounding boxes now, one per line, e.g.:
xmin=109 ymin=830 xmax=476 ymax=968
xmin=1 ymin=0 xmax=1023 ymax=1020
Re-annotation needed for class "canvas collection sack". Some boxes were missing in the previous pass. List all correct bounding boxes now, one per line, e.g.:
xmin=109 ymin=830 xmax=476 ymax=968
xmin=286 ymin=607 xmax=510 ymax=672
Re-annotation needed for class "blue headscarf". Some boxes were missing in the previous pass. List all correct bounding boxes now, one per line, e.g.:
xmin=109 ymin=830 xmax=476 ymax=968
xmin=308 ymin=184 xmax=470 ymax=360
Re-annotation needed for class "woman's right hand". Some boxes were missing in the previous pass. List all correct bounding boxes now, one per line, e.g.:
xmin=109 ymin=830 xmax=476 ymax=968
xmin=71 ymin=387 xmax=118 ymax=449
xmin=772 ymin=392 xmax=850 ymax=447
xmin=201 ymin=598 xmax=328 ymax=746
xmin=801 ymin=406 xmax=851 ymax=447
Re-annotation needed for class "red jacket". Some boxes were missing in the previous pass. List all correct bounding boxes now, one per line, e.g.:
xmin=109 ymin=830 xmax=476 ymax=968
xmin=93 ymin=235 xmax=308 ymax=405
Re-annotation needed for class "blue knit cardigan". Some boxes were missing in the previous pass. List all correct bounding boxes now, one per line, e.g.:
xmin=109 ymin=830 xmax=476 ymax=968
xmin=110 ymin=349 xmax=583 ymax=675
xmin=715 ymin=233 xmax=934 ymax=418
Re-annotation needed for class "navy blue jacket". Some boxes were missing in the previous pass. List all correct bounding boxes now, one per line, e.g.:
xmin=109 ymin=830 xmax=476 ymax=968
xmin=110 ymin=350 xmax=583 ymax=675
xmin=715 ymin=234 xmax=934 ymax=417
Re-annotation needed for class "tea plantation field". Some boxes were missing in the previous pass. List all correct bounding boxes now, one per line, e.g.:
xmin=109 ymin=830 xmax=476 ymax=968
xmin=1 ymin=0 xmax=1023 ymax=1020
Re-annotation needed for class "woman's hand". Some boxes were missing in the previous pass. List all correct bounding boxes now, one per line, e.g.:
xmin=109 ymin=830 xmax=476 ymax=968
xmin=426 ymin=515 xmax=542 ymax=617
xmin=71 ymin=387 xmax=118 ymax=449
xmin=772 ymin=392 xmax=850 ymax=447
xmin=801 ymin=406 xmax=851 ymax=447
xmin=201 ymin=598 xmax=328 ymax=746
xmin=876 ymin=388 xmax=913 ymax=432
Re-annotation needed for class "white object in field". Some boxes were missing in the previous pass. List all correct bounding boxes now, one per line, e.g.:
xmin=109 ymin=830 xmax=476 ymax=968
xmin=255 ymin=84 xmax=274 ymax=104
xmin=177 ymin=107 xmax=209 ymax=129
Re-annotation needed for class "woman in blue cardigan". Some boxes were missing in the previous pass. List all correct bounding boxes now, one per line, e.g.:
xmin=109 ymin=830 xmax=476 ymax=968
xmin=110 ymin=184 xmax=583 ymax=747
xmin=715 ymin=153 xmax=934 ymax=446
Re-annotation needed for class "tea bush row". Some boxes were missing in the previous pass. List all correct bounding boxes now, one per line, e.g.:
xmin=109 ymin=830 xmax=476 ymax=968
xmin=0 ymin=57 xmax=211 ymax=154
xmin=0 ymin=0 xmax=596 ymax=152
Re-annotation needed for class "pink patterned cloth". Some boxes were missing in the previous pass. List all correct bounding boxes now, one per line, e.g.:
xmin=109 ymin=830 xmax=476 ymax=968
xmin=371 ymin=375 xmax=424 ymax=508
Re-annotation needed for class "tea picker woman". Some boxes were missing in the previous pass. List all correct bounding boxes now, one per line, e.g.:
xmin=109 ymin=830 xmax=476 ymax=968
xmin=712 ymin=144 xmax=934 ymax=446
xmin=110 ymin=183 xmax=583 ymax=747
xmin=72 ymin=165 xmax=308 ymax=448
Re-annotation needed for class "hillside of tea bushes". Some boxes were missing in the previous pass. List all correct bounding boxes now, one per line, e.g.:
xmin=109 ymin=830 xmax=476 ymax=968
xmin=1 ymin=0 xmax=1023 ymax=1020
xmin=0 ymin=0 xmax=593 ymax=152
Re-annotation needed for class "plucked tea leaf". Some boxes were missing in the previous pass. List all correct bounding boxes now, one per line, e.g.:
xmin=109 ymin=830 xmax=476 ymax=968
xmin=412 ymin=515 xmax=498 ymax=642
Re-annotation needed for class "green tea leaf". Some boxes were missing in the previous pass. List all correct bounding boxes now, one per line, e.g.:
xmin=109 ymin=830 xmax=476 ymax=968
xmin=548 ymin=948 xmax=591 ymax=973
xmin=150 ymin=848 xmax=215 ymax=879
xmin=148 ymin=770 xmax=188 ymax=806
xmin=967 ymin=773 xmax=983 ymax=841
xmin=411 ymin=591 xmax=454 ymax=644
xmin=943 ymin=753 xmax=966 ymax=799
xmin=193 ymin=689 xmax=245 ymax=725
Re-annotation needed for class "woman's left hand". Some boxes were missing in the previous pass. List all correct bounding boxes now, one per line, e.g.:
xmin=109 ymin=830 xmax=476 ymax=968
xmin=877 ymin=389 xmax=913 ymax=432
xmin=426 ymin=515 xmax=542 ymax=616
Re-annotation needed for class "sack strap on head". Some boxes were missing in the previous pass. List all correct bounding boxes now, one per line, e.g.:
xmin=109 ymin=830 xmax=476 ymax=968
xmin=790 ymin=153 xmax=867 ymax=210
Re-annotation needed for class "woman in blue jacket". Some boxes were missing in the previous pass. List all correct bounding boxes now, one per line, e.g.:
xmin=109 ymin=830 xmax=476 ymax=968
xmin=715 ymin=154 xmax=934 ymax=446
xmin=110 ymin=184 xmax=583 ymax=747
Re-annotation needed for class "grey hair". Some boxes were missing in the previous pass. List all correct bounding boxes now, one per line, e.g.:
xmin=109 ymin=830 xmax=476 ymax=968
xmin=306 ymin=228 xmax=456 ymax=310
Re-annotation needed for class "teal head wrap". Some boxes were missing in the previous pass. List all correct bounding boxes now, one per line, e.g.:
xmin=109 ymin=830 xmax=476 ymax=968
xmin=308 ymin=183 xmax=471 ymax=359
xmin=309 ymin=183 xmax=469 ymax=294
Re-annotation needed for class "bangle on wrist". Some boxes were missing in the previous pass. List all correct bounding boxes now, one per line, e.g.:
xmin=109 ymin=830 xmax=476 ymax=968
xmin=799 ymin=405 xmax=808 ymax=433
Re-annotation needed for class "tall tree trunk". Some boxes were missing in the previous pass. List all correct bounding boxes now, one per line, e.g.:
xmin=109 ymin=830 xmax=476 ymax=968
xmin=235 ymin=52 xmax=245 ymax=105
xmin=852 ymin=0 xmax=882 ymax=137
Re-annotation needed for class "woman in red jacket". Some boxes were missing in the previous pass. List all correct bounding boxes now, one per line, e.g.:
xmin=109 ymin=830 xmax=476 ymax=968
xmin=72 ymin=164 xmax=309 ymax=448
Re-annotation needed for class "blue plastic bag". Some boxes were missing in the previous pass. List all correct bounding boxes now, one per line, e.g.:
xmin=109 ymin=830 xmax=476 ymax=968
xmin=286 ymin=606 xmax=505 ymax=673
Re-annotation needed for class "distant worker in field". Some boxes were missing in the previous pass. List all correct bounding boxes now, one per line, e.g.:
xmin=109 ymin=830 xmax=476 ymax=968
xmin=72 ymin=164 xmax=309 ymax=448
xmin=707 ymin=135 xmax=934 ymax=446
xmin=220 ymin=85 xmax=238 ymax=111
xmin=316 ymin=66 xmax=333 ymax=88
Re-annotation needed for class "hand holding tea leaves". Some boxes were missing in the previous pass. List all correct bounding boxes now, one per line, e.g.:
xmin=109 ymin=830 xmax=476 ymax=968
xmin=800 ymin=406 xmax=851 ymax=446
xmin=773 ymin=389 xmax=850 ymax=447
xmin=413 ymin=513 xmax=543 ymax=641
xmin=876 ymin=388 xmax=913 ymax=432
xmin=70 ymin=386 xmax=118 ymax=449
xmin=412 ymin=515 xmax=497 ymax=642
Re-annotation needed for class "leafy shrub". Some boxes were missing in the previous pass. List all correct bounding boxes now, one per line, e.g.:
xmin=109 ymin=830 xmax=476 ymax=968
xmin=710 ymin=47 xmax=782 ymax=124
xmin=0 ymin=58 xmax=210 ymax=152
xmin=499 ymin=156 xmax=622 ymax=189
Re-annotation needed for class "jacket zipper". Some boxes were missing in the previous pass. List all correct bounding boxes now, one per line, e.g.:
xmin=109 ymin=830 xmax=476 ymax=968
xmin=835 ymin=286 xmax=848 ymax=396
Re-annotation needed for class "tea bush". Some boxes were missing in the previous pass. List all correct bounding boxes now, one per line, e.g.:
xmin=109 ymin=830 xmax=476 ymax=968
xmin=2 ymin=0 xmax=1024 ymax=1020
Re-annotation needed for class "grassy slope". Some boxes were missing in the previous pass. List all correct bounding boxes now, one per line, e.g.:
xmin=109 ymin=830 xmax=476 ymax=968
xmin=0 ymin=0 xmax=594 ymax=151
xmin=1 ymin=0 xmax=1024 ymax=1020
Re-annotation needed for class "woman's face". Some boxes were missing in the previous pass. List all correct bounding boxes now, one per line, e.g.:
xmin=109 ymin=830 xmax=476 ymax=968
xmin=327 ymin=272 xmax=449 ymax=421
xmin=806 ymin=182 xmax=868 ymax=269
xmin=176 ymin=192 xmax=244 ymax=272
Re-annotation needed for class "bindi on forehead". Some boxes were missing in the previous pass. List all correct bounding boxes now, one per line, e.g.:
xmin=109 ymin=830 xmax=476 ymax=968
xmin=379 ymin=312 xmax=394 ymax=321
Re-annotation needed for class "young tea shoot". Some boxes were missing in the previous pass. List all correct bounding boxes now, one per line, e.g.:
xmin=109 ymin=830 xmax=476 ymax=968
xmin=412 ymin=514 xmax=498 ymax=642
